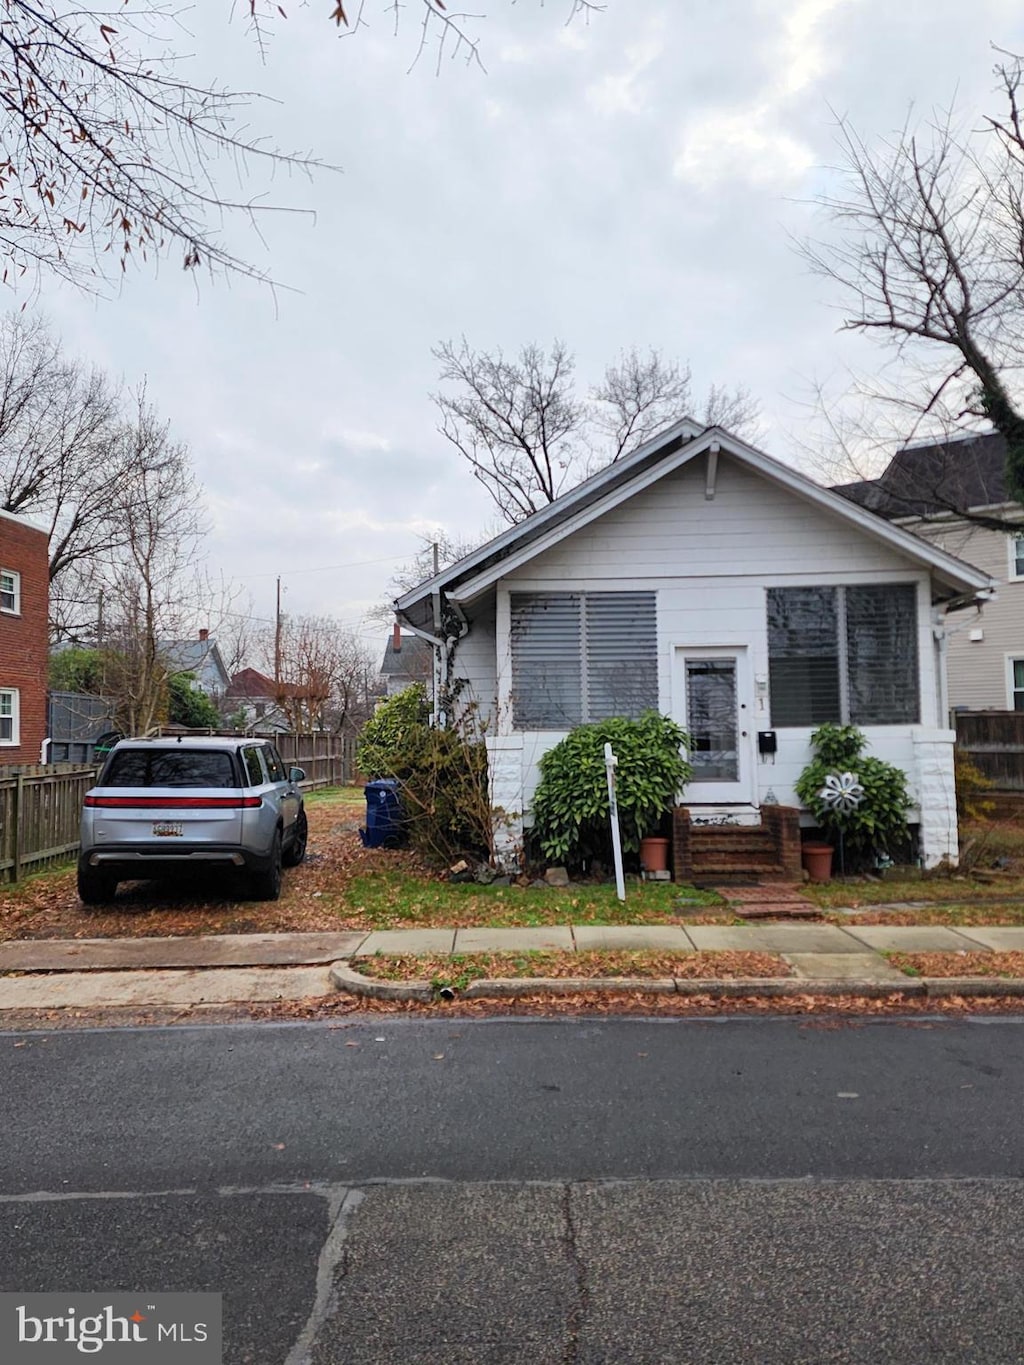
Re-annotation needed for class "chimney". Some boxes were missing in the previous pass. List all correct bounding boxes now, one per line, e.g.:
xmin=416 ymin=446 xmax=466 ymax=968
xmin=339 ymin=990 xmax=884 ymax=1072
xmin=392 ymin=621 xmax=402 ymax=653
xmin=198 ymin=628 xmax=209 ymax=642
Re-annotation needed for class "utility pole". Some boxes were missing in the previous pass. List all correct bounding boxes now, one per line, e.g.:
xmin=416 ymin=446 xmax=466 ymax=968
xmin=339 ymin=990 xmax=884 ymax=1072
xmin=432 ymin=540 xmax=439 ymax=575
xmin=274 ymin=576 xmax=282 ymax=686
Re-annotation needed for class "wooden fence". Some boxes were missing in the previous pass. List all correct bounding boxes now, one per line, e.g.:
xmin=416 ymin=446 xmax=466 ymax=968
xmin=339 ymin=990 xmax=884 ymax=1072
xmin=0 ymin=766 xmax=98 ymax=883
xmin=251 ymin=733 xmax=357 ymax=789
xmin=955 ymin=712 xmax=1024 ymax=791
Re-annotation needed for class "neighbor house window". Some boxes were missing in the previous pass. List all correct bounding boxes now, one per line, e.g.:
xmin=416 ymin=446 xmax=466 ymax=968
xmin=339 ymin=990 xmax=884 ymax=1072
xmin=1010 ymin=534 xmax=1024 ymax=580
xmin=0 ymin=569 xmax=19 ymax=614
xmin=510 ymin=591 xmax=658 ymax=728
xmin=1011 ymin=659 xmax=1024 ymax=712
xmin=767 ymin=584 xmax=919 ymax=726
xmin=0 ymin=688 xmax=18 ymax=744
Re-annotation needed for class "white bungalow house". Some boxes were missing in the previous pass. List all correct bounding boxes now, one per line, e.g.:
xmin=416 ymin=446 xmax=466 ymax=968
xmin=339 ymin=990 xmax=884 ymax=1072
xmin=395 ymin=420 xmax=995 ymax=871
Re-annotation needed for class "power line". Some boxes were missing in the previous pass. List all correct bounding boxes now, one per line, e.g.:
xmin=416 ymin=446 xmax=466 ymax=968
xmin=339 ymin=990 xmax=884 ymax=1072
xmin=245 ymin=553 xmax=410 ymax=579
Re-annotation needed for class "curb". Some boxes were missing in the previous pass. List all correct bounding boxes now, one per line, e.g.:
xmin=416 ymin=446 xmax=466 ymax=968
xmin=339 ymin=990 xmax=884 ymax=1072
xmin=328 ymin=963 xmax=1024 ymax=1002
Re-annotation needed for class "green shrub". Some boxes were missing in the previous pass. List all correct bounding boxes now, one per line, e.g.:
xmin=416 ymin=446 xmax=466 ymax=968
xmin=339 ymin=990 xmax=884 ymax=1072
xmin=530 ymin=712 xmax=692 ymax=866
xmin=167 ymin=673 xmax=221 ymax=728
xmin=794 ymin=723 xmax=911 ymax=866
xmin=356 ymin=684 xmax=430 ymax=779
xmin=387 ymin=722 xmax=492 ymax=864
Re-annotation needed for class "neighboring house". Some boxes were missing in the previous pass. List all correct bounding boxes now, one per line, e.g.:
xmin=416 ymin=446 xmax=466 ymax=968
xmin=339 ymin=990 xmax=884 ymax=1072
xmin=380 ymin=625 xmax=434 ymax=697
xmin=396 ymin=419 xmax=994 ymax=869
xmin=0 ymin=508 xmax=49 ymax=765
xmin=160 ymin=630 xmax=231 ymax=699
xmin=222 ymin=668 xmax=291 ymax=733
xmin=835 ymin=432 xmax=1024 ymax=713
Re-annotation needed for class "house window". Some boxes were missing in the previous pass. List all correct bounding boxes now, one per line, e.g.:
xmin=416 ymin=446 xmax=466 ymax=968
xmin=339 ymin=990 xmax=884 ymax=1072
xmin=767 ymin=584 xmax=919 ymax=726
xmin=0 ymin=569 xmax=20 ymax=614
xmin=0 ymin=688 xmax=18 ymax=744
xmin=510 ymin=591 xmax=658 ymax=728
xmin=1011 ymin=659 xmax=1024 ymax=712
xmin=1010 ymin=534 xmax=1024 ymax=580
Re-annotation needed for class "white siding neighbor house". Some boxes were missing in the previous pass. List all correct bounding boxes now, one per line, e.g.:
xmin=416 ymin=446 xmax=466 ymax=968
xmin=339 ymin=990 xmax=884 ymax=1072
xmin=396 ymin=421 xmax=995 ymax=870
xmin=836 ymin=432 xmax=1024 ymax=713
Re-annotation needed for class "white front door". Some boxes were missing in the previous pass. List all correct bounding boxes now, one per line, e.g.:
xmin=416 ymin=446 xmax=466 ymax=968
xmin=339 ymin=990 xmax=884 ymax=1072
xmin=673 ymin=647 xmax=755 ymax=805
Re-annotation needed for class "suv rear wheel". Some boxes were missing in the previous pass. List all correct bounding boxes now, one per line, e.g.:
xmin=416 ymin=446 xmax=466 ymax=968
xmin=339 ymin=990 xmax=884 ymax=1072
xmin=282 ymin=810 xmax=308 ymax=868
xmin=77 ymin=863 xmax=118 ymax=906
xmin=249 ymin=829 xmax=283 ymax=901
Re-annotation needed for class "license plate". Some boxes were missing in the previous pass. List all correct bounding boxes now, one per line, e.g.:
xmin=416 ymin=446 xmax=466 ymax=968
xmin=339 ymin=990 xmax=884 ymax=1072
xmin=152 ymin=822 xmax=184 ymax=837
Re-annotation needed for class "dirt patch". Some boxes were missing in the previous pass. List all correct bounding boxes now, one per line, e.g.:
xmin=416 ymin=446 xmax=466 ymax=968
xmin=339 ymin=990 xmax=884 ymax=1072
xmin=356 ymin=950 xmax=791 ymax=983
xmin=890 ymin=951 xmax=1024 ymax=978
xmin=0 ymin=796 xmax=431 ymax=941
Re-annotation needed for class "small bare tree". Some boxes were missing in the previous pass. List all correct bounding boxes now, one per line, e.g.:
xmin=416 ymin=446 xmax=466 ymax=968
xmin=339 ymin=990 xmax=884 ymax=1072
xmin=433 ymin=338 xmax=761 ymax=525
xmin=262 ymin=614 xmax=377 ymax=735
xmin=97 ymin=398 xmax=208 ymax=734
xmin=802 ymin=50 xmax=1024 ymax=519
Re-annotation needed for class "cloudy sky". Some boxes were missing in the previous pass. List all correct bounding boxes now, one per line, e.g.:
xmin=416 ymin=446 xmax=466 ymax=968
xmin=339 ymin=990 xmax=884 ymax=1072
xmin=38 ymin=0 xmax=1024 ymax=657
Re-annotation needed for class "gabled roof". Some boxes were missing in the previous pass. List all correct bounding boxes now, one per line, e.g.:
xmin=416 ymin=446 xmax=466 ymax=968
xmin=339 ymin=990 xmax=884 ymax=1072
xmin=834 ymin=432 xmax=1011 ymax=518
xmin=380 ymin=634 xmax=432 ymax=676
xmin=396 ymin=415 xmax=704 ymax=615
xmin=225 ymin=667 xmax=278 ymax=700
xmin=160 ymin=638 xmax=229 ymax=686
xmin=397 ymin=423 xmax=994 ymax=626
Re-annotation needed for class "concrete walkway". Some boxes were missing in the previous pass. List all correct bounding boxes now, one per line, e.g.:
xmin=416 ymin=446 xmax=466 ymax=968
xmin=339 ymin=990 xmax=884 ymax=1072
xmin=0 ymin=924 xmax=1022 ymax=1010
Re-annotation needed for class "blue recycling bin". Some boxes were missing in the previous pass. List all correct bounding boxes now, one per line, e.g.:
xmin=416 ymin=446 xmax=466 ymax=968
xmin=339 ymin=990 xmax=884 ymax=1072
xmin=360 ymin=778 xmax=405 ymax=848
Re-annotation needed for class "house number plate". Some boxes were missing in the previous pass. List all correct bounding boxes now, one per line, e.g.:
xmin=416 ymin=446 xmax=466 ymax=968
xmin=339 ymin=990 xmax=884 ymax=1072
xmin=152 ymin=822 xmax=184 ymax=837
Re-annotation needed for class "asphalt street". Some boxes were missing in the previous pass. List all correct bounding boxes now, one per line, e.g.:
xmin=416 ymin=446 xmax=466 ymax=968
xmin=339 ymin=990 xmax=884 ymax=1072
xmin=2 ymin=1016 xmax=1023 ymax=1363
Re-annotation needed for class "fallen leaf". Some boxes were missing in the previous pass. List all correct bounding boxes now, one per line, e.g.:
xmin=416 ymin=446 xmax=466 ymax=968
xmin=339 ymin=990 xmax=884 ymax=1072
xmin=433 ymin=1053 xmax=445 ymax=1060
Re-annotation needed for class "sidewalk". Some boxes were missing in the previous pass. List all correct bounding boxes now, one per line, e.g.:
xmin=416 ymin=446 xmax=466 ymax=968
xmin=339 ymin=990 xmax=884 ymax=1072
xmin=2 ymin=923 xmax=1024 ymax=1010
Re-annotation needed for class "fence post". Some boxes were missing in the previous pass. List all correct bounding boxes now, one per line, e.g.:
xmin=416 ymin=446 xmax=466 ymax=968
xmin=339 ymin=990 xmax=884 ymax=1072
xmin=12 ymin=772 xmax=23 ymax=882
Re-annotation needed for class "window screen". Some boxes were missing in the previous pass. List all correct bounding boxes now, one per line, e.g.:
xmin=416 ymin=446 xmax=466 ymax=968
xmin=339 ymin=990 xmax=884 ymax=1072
xmin=845 ymin=585 xmax=918 ymax=724
xmin=768 ymin=584 xmax=919 ymax=726
xmin=767 ymin=587 xmax=841 ymax=726
xmin=103 ymin=749 xmax=238 ymax=788
xmin=510 ymin=591 xmax=657 ymax=728
xmin=511 ymin=593 xmax=583 ymax=728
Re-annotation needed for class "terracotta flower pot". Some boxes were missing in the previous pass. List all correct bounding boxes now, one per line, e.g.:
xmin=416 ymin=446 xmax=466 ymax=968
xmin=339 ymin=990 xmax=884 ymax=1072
xmin=801 ymin=842 xmax=834 ymax=882
xmin=639 ymin=836 xmax=671 ymax=873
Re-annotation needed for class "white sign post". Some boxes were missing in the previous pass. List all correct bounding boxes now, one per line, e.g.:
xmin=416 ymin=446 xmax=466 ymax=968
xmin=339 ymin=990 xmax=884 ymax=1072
xmin=604 ymin=742 xmax=626 ymax=902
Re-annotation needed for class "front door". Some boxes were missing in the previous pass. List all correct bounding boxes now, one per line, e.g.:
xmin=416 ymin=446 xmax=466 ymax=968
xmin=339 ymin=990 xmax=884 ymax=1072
xmin=674 ymin=647 xmax=754 ymax=805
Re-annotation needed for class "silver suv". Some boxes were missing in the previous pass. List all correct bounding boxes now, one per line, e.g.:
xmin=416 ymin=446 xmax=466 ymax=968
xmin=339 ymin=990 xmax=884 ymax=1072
xmin=78 ymin=736 xmax=308 ymax=905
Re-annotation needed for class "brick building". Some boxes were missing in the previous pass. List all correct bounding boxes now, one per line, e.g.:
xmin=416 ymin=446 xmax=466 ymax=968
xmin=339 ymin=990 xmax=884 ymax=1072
xmin=0 ymin=508 xmax=49 ymax=765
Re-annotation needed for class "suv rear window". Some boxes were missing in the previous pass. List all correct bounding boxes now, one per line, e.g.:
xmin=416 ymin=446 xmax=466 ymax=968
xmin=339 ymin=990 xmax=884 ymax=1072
xmin=102 ymin=750 xmax=238 ymax=789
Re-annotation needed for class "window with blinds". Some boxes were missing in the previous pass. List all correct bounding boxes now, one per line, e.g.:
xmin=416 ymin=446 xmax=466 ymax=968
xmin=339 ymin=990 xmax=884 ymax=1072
xmin=767 ymin=584 xmax=919 ymax=727
xmin=510 ymin=591 xmax=657 ymax=728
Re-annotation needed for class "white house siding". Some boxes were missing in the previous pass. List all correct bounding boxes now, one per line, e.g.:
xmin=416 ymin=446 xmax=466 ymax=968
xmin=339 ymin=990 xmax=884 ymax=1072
xmin=459 ymin=454 xmax=960 ymax=867
xmin=911 ymin=519 xmax=1024 ymax=711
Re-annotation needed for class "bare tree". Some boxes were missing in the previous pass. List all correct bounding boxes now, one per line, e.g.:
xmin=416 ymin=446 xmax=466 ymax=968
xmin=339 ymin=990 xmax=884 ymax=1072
xmin=97 ymin=398 xmax=208 ymax=734
xmin=433 ymin=338 xmax=761 ymax=524
xmin=802 ymin=50 xmax=1024 ymax=518
xmin=261 ymin=614 xmax=377 ymax=735
xmin=0 ymin=313 xmax=215 ymax=638
xmin=0 ymin=1 xmax=605 ymax=289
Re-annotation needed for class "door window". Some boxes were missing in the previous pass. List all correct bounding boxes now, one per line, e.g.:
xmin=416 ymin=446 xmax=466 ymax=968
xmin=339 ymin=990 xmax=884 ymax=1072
xmin=685 ymin=659 xmax=739 ymax=782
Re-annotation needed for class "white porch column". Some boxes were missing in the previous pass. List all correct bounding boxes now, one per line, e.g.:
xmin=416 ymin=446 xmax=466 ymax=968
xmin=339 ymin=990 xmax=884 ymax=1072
xmin=486 ymin=734 xmax=525 ymax=869
xmin=912 ymin=729 xmax=959 ymax=868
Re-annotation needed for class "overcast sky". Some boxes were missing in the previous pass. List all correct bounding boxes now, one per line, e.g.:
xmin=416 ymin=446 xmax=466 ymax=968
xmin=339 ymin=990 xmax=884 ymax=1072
xmin=38 ymin=0 xmax=1024 ymax=657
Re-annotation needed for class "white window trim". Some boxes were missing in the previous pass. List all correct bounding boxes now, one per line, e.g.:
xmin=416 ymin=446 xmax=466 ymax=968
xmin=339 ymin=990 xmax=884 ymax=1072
xmin=0 ymin=567 xmax=20 ymax=616
xmin=1006 ymin=654 xmax=1024 ymax=711
xmin=1007 ymin=532 xmax=1024 ymax=583
xmin=0 ymin=687 xmax=19 ymax=746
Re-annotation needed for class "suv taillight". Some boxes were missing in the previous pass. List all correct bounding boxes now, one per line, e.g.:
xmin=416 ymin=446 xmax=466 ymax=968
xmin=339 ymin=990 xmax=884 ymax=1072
xmin=84 ymin=796 xmax=263 ymax=809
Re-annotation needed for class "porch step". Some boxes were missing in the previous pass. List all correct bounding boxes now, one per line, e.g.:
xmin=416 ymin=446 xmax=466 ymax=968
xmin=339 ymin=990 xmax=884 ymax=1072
xmin=675 ymin=804 xmax=803 ymax=885
xmin=689 ymin=832 xmax=777 ymax=855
